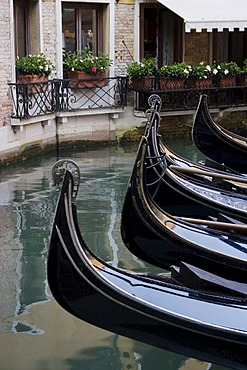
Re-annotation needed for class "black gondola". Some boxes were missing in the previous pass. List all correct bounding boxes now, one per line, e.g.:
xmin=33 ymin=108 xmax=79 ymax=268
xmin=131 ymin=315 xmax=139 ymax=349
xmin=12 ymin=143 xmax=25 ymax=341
xmin=192 ymin=94 xmax=247 ymax=172
xmin=48 ymin=166 xmax=247 ymax=369
xmin=121 ymin=96 xmax=247 ymax=280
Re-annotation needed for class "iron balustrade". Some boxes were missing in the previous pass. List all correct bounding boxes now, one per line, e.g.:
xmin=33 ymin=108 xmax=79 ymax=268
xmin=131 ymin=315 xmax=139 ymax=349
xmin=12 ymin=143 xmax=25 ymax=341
xmin=9 ymin=76 xmax=128 ymax=120
xmin=130 ymin=81 xmax=247 ymax=112
xmin=8 ymin=76 xmax=247 ymax=119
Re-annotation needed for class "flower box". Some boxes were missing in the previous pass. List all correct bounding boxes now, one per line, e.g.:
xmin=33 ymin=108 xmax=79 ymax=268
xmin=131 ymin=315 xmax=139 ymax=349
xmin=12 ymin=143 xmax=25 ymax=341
xmin=67 ymin=71 xmax=106 ymax=89
xmin=130 ymin=77 xmax=155 ymax=90
xmin=17 ymin=74 xmax=48 ymax=94
xmin=219 ymin=76 xmax=236 ymax=87
xmin=195 ymin=77 xmax=213 ymax=89
xmin=159 ymin=77 xmax=185 ymax=90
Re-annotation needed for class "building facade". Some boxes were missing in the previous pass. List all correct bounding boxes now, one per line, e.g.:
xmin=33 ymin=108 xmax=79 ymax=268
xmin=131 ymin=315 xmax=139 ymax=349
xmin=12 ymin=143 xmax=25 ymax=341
xmin=0 ymin=0 xmax=247 ymax=161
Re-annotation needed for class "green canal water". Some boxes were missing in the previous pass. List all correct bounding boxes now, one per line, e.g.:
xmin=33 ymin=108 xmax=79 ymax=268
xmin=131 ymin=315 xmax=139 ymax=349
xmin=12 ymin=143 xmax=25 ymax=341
xmin=0 ymin=137 xmax=229 ymax=370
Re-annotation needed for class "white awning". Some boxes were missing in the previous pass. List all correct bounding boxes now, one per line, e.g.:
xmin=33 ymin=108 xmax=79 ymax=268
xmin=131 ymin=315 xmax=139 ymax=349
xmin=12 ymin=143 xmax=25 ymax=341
xmin=157 ymin=0 xmax=247 ymax=32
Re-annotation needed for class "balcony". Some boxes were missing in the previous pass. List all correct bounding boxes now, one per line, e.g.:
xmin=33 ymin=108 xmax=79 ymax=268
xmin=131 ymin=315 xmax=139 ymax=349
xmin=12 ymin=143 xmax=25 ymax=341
xmin=8 ymin=76 xmax=128 ymax=120
xmin=129 ymin=77 xmax=247 ymax=112
xmin=8 ymin=76 xmax=247 ymax=122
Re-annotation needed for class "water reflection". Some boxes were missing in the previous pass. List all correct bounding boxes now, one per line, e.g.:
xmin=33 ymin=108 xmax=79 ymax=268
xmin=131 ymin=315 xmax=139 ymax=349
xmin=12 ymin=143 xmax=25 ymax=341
xmin=0 ymin=142 xmax=229 ymax=369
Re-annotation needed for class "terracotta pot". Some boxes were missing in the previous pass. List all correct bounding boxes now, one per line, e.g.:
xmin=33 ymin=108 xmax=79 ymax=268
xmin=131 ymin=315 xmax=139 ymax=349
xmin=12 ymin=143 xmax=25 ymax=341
xmin=130 ymin=77 xmax=155 ymax=90
xmin=67 ymin=71 xmax=106 ymax=88
xmin=17 ymin=74 xmax=48 ymax=94
xmin=219 ymin=76 xmax=236 ymax=87
xmin=159 ymin=77 xmax=185 ymax=90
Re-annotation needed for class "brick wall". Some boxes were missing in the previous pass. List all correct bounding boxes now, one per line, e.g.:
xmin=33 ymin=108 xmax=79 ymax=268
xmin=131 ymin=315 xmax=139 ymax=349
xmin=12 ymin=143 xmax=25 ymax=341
xmin=184 ymin=30 xmax=211 ymax=65
xmin=0 ymin=0 xmax=12 ymax=127
xmin=42 ymin=0 xmax=57 ymax=77
xmin=114 ymin=3 xmax=135 ymax=76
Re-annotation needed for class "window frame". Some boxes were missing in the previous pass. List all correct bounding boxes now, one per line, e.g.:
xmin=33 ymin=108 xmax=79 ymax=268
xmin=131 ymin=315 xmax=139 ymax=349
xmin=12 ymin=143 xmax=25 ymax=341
xmin=62 ymin=2 xmax=104 ymax=54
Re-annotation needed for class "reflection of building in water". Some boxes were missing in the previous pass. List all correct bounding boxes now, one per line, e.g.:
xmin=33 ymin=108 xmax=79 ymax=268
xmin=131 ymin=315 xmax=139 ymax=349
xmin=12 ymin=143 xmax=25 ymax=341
xmin=0 ymin=169 xmax=56 ymax=334
xmin=0 ymin=201 xmax=22 ymax=333
xmin=117 ymin=335 xmax=141 ymax=370
xmin=179 ymin=358 xmax=212 ymax=370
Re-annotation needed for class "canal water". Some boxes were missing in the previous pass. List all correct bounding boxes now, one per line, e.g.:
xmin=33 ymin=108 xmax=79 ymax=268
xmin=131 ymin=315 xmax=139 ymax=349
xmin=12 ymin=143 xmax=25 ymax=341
xmin=0 ymin=137 xmax=229 ymax=370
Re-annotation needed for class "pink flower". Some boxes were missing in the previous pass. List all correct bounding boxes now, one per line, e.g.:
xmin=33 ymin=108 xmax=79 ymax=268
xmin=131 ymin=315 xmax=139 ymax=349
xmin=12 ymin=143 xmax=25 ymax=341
xmin=91 ymin=66 xmax=97 ymax=73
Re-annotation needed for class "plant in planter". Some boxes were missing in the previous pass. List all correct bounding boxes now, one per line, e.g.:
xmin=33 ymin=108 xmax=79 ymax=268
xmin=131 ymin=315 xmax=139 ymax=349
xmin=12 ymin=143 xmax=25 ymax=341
xmin=215 ymin=61 xmax=241 ymax=87
xmin=16 ymin=53 xmax=55 ymax=93
xmin=158 ymin=62 xmax=191 ymax=89
xmin=188 ymin=62 xmax=214 ymax=88
xmin=240 ymin=59 xmax=247 ymax=85
xmin=63 ymin=47 xmax=112 ymax=88
xmin=126 ymin=58 xmax=156 ymax=90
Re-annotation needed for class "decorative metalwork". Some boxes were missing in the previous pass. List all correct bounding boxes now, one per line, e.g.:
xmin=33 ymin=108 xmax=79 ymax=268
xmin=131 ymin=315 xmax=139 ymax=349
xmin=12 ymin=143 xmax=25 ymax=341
xmin=8 ymin=76 xmax=247 ymax=118
xmin=9 ymin=77 xmax=127 ymax=119
xmin=52 ymin=159 xmax=80 ymax=200
xmin=131 ymin=81 xmax=247 ymax=112
xmin=9 ymin=80 xmax=58 ymax=119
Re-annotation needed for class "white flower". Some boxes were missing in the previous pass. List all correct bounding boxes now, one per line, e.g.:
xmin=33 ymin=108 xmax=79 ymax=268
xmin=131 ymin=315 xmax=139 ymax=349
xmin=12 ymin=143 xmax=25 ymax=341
xmin=224 ymin=69 xmax=229 ymax=75
xmin=184 ymin=69 xmax=189 ymax=75
xmin=206 ymin=65 xmax=211 ymax=71
xmin=213 ymin=68 xmax=218 ymax=75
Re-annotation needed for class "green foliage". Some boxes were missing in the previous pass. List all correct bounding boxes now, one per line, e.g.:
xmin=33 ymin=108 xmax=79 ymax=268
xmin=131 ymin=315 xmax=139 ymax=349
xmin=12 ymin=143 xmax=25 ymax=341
xmin=16 ymin=53 xmax=55 ymax=76
xmin=214 ymin=61 xmax=241 ymax=77
xmin=63 ymin=47 xmax=112 ymax=74
xmin=243 ymin=59 xmax=247 ymax=73
xmin=126 ymin=58 xmax=156 ymax=79
xmin=158 ymin=62 xmax=192 ymax=78
xmin=189 ymin=62 xmax=214 ymax=79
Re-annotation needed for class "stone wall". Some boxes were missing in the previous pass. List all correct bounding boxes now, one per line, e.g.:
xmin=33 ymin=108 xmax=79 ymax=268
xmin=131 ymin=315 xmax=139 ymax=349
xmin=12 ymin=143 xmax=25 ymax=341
xmin=0 ymin=0 xmax=12 ymax=127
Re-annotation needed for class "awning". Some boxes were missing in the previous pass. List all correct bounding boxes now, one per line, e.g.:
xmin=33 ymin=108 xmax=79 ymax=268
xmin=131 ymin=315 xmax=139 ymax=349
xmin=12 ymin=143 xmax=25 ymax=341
xmin=157 ymin=0 xmax=247 ymax=32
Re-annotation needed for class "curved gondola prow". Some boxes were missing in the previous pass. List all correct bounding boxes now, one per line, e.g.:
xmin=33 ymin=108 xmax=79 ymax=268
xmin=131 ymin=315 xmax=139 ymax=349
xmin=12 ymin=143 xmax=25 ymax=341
xmin=192 ymin=94 xmax=247 ymax=172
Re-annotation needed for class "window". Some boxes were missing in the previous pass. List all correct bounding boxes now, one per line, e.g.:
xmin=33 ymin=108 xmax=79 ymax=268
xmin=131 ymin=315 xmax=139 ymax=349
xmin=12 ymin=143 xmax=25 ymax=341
xmin=140 ymin=5 xmax=183 ymax=67
xmin=14 ymin=0 xmax=40 ymax=59
xmin=62 ymin=3 xmax=105 ymax=54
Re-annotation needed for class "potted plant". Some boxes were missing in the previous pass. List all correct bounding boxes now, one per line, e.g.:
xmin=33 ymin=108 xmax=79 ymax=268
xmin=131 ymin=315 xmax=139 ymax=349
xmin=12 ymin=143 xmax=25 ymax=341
xmin=215 ymin=61 xmax=241 ymax=87
xmin=158 ymin=62 xmax=191 ymax=89
xmin=16 ymin=53 xmax=55 ymax=92
xmin=63 ymin=47 xmax=112 ymax=88
xmin=188 ymin=62 xmax=214 ymax=88
xmin=126 ymin=58 xmax=156 ymax=90
xmin=239 ymin=59 xmax=247 ymax=86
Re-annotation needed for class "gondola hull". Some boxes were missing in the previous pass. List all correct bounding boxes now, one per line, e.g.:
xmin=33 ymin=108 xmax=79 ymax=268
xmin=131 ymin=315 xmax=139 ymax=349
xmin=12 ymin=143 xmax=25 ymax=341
xmin=192 ymin=94 xmax=247 ymax=172
xmin=121 ymin=96 xmax=247 ymax=279
xmin=48 ymin=170 xmax=247 ymax=369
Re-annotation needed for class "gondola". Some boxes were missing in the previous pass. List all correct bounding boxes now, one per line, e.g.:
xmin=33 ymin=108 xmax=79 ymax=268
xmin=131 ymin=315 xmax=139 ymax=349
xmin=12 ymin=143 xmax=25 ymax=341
xmin=121 ymin=96 xmax=247 ymax=280
xmin=149 ymin=95 xmax=247 ymax=194
xmin=48 ymin=165 xmax=247 ymax=369
xmin=192 ymin=94 xmax=247 ymax=173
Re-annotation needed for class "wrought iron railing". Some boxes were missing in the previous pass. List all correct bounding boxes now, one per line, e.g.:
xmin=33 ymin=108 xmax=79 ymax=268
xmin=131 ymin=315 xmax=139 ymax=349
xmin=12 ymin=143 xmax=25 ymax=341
xmin=9 ymin=76 xmax=128 ymax=120
xmin=130 ymin=79 xmax=247 ymax=112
